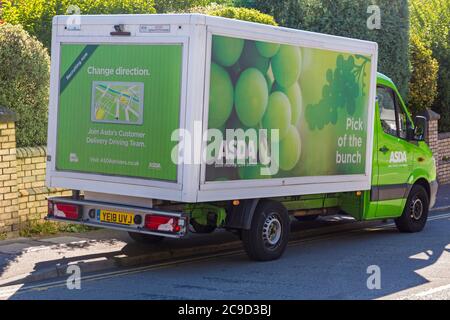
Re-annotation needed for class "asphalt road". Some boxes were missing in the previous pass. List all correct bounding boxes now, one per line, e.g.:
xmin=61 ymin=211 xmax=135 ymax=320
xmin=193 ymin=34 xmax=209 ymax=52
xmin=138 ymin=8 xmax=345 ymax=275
xmin=2 ymin=211 xmax=450 ymax=300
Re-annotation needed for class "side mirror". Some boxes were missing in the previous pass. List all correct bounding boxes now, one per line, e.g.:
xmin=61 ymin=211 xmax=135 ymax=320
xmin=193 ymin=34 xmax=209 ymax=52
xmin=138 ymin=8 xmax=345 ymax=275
xmin=413 ymin=116 xmax=427 ymax=141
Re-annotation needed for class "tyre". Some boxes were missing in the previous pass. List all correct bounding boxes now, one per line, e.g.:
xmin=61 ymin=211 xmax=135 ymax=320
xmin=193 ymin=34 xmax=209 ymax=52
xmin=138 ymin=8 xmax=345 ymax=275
xmin=190 ymin=219 xmax=216 ymax=234
xmin=294 ymin=214 xmax=319 ymax=222
xmin=242 ymin=200 xmax=290 ymax=261
xmin=128 ymin=231 xmax=164 ymax=244
xmin=395 ymin=184 xmax=429 ymax=233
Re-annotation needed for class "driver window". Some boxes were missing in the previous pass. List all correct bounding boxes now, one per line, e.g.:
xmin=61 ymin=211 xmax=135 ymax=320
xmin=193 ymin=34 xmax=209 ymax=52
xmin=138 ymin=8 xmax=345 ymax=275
xmin=377 ymin=87 xmax=397 ymax=137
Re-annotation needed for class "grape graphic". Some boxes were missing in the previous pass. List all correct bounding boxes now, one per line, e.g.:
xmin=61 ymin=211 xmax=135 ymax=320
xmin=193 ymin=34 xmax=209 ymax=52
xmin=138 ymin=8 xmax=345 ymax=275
xmin=262 ymin=91 xmax=291 ymax=140
xmin=208 ymin=63 xmax=234 ymax=128
xmin=271 ymin=45 xmax=302 ymax=88
xmin=238 ymin=164 xmax=268 ymax=180
xmin=235 ymin=67 xmax=269 ymax=127
xmin=272 ymin=82 xmax=302 ymax=125
xmin=305 ymin=54 xmax=369 ymax=130
xmin=278 ymin=125 xmax=301 ymax=171
xmin=255 ymin=41 xmax=280 ymax=58
xmin=240 ymin=40 xmax=270 ymax=74
xmin=212 ymin=35 xmax=244 ymax=67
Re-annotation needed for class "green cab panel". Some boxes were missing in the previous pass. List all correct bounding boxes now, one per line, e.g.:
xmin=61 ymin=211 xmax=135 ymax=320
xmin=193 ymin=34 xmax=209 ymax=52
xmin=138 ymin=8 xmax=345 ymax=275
xmin=364 ymin=73 xmax=436 ymax=219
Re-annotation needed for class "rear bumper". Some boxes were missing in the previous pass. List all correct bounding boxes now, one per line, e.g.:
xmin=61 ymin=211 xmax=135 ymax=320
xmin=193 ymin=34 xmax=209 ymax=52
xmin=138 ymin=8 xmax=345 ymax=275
xmin=46 ymin=197 xmax=188 ymax=238
xmin=429 ymin=180 xmax=438 ymax=209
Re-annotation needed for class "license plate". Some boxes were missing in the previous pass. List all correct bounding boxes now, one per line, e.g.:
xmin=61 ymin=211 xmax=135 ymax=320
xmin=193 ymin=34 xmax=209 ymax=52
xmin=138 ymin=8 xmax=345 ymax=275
xmin=99 ymin=210 xmax=134 ymax=225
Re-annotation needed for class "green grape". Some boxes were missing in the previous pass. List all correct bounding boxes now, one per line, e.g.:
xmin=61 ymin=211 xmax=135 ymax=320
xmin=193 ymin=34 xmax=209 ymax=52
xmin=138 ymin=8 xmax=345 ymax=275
xmin=240 ymin=40 xmax=269 ymax=74
xmin=271 ymin=45 xmax=301 ymax=88
xmin=272 ymin=82 xmax=302 ymax=125
xmin=279 ymin=125 xmax=301 ymax=171
xmin=262 ymin=91 xmax=291 ymax=140
xmin=208 ymin=63 xmax=234 ymax=128
xmin=235 ymin=68 xmax=269 ymax=127
xmin=212 ymin=35 xmax=244 ymax=67
xmin=256 ymin=41 xmax=280 ymax=58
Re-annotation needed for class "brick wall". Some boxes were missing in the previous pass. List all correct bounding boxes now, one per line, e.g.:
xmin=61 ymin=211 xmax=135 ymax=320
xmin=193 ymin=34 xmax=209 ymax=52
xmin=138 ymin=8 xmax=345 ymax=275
xmin=421 ymin=109 xmax=450 ymax=184
xmin=16 ymin=147 xmax=71 ymax=226
xmin=0 ymin=111 xmax=70 ymax=238
xmin=0 ymin=121 xmax=19 ymax=237
xmin=437 ymin=133 xmax=450 ymax=184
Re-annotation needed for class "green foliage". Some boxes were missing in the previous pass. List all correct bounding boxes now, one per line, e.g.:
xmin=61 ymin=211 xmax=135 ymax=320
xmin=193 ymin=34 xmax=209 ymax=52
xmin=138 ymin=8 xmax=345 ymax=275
xmin=0 ymin=24 xmax=50 ymax=147
xmin=408 ymin=34 xmax=439 ymax=114
xmin=186 ymin=4 xmax=277 ymax=25
xmin=154 ymin=0 xmax=232 ymax=13
xmin=1 ymin=0 xmax=156 ymax=49
xmin=19 ymin=220 xmax=95 ymax=237
xmin=237 ymin=0 xmax=411 ymax=99
xmin=410 ymin=0 xmax=450 ymax=131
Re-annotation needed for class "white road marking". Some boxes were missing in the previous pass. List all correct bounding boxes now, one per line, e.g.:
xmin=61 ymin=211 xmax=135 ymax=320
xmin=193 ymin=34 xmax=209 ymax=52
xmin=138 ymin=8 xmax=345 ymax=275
xmin=415 ymin=283 xmax=450 ymax=298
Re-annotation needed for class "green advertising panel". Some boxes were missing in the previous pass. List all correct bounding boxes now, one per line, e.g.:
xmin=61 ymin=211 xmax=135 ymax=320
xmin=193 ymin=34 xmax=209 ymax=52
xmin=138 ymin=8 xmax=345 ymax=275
xmin=57 ymin=44 xmax=182 ymax=181
xmin=206 ymin=35 xmax=372 ymax=181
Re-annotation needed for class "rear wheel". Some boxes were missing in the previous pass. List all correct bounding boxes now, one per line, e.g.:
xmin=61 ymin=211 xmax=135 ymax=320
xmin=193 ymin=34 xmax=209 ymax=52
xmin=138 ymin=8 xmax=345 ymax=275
xmin=395 ymin=185 xmax=429 ymax=233
xmin=128 ymin=232 xmax=164 ymax=244
xmin=242 ymin=200 xmax=290 ymax=261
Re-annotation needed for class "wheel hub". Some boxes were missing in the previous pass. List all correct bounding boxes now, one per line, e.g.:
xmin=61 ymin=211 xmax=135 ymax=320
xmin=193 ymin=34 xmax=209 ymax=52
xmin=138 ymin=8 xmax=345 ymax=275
xmin=262 ymin=214 xmax=282 ymax=247
xmin=410 ymin=197 xmax=423 ymax=220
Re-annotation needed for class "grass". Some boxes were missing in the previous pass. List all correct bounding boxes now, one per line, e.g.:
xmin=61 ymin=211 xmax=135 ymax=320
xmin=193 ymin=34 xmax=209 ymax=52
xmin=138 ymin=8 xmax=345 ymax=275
xmin=19 ymin=220 xmax=95 ymax=237
xmin=0 ymin=232 xmax=7 ymax=240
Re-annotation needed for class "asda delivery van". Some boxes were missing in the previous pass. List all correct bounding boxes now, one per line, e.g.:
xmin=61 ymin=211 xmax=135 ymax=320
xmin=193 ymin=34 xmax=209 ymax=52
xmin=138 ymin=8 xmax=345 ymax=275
xmin=46 ymin=14 xmax=437 ymax=261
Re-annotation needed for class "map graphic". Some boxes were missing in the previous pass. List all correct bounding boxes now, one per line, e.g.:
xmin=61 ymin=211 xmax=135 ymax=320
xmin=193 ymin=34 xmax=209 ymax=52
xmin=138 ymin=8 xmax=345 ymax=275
xmin=91 ymin=81 xmax=144 ymax=125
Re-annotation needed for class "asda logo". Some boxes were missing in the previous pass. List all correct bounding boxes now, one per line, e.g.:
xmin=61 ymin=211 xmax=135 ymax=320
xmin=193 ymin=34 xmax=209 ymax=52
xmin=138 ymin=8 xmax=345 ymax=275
xmin=389 ymin=151 xmax=407 ymax=163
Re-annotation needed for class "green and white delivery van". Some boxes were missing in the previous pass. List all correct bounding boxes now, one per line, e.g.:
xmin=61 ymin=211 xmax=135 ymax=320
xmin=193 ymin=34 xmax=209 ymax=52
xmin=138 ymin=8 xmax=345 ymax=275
xmin=46 ymin=14 xmax=438 ymax=261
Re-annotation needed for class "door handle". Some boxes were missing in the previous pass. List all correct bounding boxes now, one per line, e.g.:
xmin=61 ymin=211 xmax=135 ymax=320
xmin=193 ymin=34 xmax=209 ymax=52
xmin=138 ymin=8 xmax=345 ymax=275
xmin=379 ymin=146 xmax=389 ymax=153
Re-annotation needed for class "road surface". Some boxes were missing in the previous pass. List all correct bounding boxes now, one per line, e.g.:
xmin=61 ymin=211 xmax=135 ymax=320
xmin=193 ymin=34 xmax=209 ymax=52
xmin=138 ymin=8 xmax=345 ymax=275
xmin=1 ymin=211 xmax=449 ymax=300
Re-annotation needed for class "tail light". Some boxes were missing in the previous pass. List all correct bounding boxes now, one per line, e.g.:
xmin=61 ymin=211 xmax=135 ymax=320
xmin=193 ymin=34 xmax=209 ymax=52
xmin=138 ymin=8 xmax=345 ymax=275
xmin=144 ymin=214 xmax=185 ymax=233
xmin=50 ymin=202 xmax=81 ymax=220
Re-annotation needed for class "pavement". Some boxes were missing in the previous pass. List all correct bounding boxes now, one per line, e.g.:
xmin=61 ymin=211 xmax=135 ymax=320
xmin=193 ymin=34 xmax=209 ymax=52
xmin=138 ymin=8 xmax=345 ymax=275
xmin=0 ymin=184 xmax=449 ymax=298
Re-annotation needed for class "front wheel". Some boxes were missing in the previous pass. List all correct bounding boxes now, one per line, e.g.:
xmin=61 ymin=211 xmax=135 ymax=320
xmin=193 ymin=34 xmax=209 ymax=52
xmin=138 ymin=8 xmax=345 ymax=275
xmin=395 ymin=185 xmax=429 ymax=233
xmin=242 ymin=200 xmax=290 ymax=261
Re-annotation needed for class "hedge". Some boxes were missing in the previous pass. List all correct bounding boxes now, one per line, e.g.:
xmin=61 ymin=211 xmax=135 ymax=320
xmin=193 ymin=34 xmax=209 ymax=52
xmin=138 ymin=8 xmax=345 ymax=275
xmin=1 ymin=0 xmax=156 ymax=50
xmin=154 ymin=0 xmax=232 ymax=13
xmin=0 ymin=24 xmax=50 ymax=147
xmin=185 ymin=4 xmax=277 ymax=25
xmin=408 ymin=34 xmax=439 ymax=114
xmin=410 ymin=0 xmax=450 ymax=131
xmin=237 ymin=0 xmax=411 ymax=99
